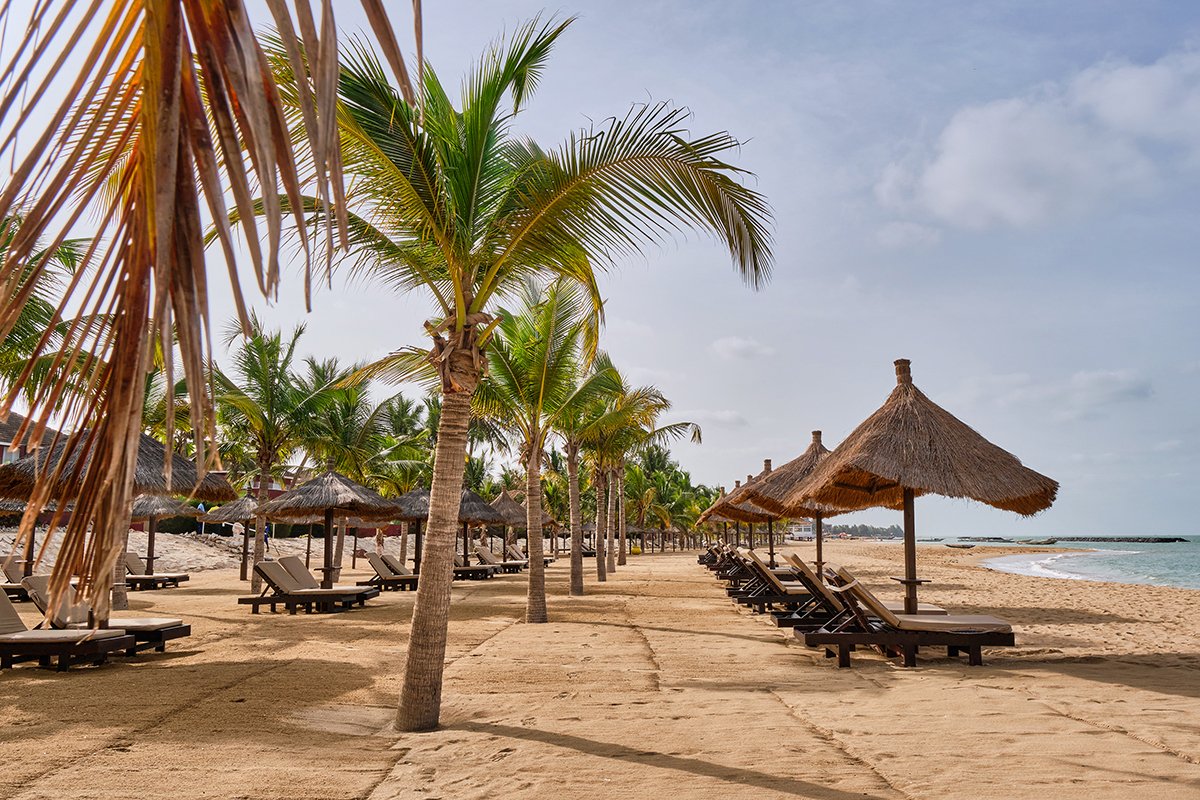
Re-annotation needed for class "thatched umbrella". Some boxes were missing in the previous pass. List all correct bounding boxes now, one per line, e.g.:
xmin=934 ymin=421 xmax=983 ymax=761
xmin=0 ymin=432 xmax=237 ymax=502
xmin=744 ymin=431 xmax=840 ymax=573
xmin=490 ymin=489 xmax=526 ymax=553
xmin=785 ymin=359 xmax=1058 ymax=612
xmin=200 ymin=495 xmax=258 ymax=581
xmin=459 ymin=490 xmax=503 ymax=563
xmin=130 ymin=494 xmax=200 ymax=575
xmin=720 ymin=462 xmax=783 ymax=565
xmin=393 ymin=488 xmax=431 ymax=573
xmin=256 ymin=468 xmax=403 ymax=588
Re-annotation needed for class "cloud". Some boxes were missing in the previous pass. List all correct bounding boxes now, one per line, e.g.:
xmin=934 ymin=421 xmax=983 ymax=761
xmin=1152 ymin=439 xmax=1183 ymax=453
xmin=710 ymin=335 xmax=774 ymax=360
xmin=952 ymin=369 xmax=1153 ymax=420
xmin=679 ymin=409 xmax=749 ymax=427
xmin=875 ymin=221 xmax=942 ymax=248
xmin=877 ymin=50 xmax=1200 ymax=229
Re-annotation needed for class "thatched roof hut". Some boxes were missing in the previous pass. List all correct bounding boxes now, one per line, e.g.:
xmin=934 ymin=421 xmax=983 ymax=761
xmin=393 ymin=488 xmax=430 ymax=522
xmin=0 ymin=432 xmax=237 ymax=502
xmin=784 ymin=361 xmax=1058 ymax=516
xmin=743 ymin=432 xmax=835 ymax=515
xmin=489 ymin=489 xmax=528 ymax=527
xmin=460 ymin=490 xmax=504 ymax=525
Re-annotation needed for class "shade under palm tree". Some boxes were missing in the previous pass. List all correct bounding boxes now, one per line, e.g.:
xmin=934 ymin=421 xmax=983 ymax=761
xmin=784 ymin=359 xmax=1058 ymax=612
xmin=256 ymin=468 xmax=403 ymax=588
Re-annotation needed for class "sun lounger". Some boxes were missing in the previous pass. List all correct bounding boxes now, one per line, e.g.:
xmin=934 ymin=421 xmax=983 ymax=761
xmin=124 ymin=552 xmax=190 ymax=590
xmin=731 ymin=549 xmax=816 ymax=612
xmin=769 ymin=555 xmax=945 ymax=627
xmin=22 ymin=575 xmax=190 ymax=655
xmin=238 ymin=561 xmax=379 ymax=615
xmin=381 ymin=555 xmax=413 ymax=576
xmin=452 ymin=553 xmax=498 ymax=580
xmin=507 ymin=544 xmax=553 ymax=566
xmin=359 ymin=554 xmax=419 ymax=591
xmin=799 ymin=564 xmax=1014 ymax=667
xmin=276 ymin=555 xmax=367 ymax=594
xmin=2 ymin=560 xmax=30 ymax=601
xmin=0 ymin=590 xmax=134 ymax=671
xmin=475 ymin=546 xmax=525 ymax=573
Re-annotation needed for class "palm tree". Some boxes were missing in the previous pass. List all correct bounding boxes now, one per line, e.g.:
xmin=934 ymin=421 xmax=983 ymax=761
xmin=474 ymin=278 xmax=614 ymax=622
xmin=0 ymin=2 xmax=415 ymax=615
xmin=270 ymin=17 xmax=771 ymax=731
xmin=213 ymin=320 xmax=331 ymax=591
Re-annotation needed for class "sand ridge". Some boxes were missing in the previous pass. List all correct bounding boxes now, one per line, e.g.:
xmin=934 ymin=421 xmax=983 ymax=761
xmin=2 ymin=541 xmax=1199 ymax=798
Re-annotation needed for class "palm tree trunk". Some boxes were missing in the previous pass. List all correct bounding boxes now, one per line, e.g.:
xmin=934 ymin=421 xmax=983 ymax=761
xmin=399 ymin=521 xmax=409 ymax=562
xmin=605 ymin=468 xmax=617 ymax=575
xmin=524 ymin=435 xmax=548 ymax=623
xmin=251 ymin=460 xmax=270 ymax=593
xmin=566 ymin=442 xmax=584 ymax=596
xmin=594 ymin=466 xmax=607 ymax=582
xmin=111 ymin=528 xmax=130 ymax=612
xmin=616 ymin=460 xmax=628 ymax=566
xmin=397 ymin=385 xmax=473 ymax=732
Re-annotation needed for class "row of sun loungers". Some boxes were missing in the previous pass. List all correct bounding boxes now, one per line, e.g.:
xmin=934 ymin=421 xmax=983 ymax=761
xmin=0 ymin=574 xmax=193 ymax=671
xmin=701 ymin=543 xmax=1014 ymax=668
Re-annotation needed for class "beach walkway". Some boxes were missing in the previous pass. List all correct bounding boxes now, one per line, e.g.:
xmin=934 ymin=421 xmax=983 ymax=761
xmin=2 ymin=545 xmax=1199 ymax=799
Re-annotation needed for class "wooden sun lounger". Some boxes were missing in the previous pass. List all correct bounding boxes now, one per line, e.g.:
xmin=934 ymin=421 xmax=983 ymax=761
xmin=475 ymin=546 xmax=525 ymax=573
xmin=22 ymin=575 xmax=192 ymax=655
xmin=453 ymin=554 xmax=498 ymax=580
xmin=507 ymin=544 xmax=553 ymax=566
xmin=277 ymin=555 xmax=370 ymax=594
xmin=770 ymin=555 xmax=945 ymax=629
xmin=238 ymin=561 xmax=379 ymax=615
xmin=359 ymin=554 xmax=419 ymax=591
xmin=124 ymin=552 xmax=190 ymax=590
xmin=0 ymin=592 xmax=135 ymax=671
xmin=2 ymin=561 xmax=29 ymax=601
xmin=799 ymin=565 xmax=1014 ymax=668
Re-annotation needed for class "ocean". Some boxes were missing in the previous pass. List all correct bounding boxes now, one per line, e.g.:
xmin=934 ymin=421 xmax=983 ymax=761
xmin=943 ymin=536 xmax=1200 ymax=590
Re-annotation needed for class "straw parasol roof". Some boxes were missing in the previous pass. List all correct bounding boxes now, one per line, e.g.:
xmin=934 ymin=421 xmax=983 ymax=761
xmin=784 ymin=360 xmax=1059 ymax=516
xmin=489 ymin=489 xmax=528 ymax=527
xmin=199 ymin=495 xmax=258 ymax=523
xmin=130 ymin=494 xmax=200 ymax=521
xmin=255 ymin=469 xmax=403 ymax=521
xmin=390 ymin=488 xmax=504 ymax=525
xmin=743 ymin=431 xmax=841 ymax=517
xmin=521 ymin=498 xmax=560 ymax=529
xmin=0 ymin=432 xmax=237 ymax=502
xmin=460 ymin=489 xmax=504 ymax=525
xmin=699 ymin=476 xmax=773 ymax=524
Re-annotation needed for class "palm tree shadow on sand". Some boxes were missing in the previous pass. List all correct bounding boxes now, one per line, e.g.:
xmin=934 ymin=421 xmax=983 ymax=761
xmin=452 ymin=720 xmax=891 ymax=799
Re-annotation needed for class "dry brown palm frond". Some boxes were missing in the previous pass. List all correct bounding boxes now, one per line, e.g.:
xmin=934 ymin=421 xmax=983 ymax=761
xmin=0 ymin=1 xmax=417 ymax=618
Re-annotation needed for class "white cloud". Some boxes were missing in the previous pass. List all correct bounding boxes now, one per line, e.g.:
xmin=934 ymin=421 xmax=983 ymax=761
xmin=875 ymin=221 xmax=942 ymax=248
xmin=710 ymin=335 xmax=774 ymax=360
xmin=877 ymin=50 xmax=1200 ymax=229
xmin=679 ymin=409 xmax=749 ymax=428
xmin=952 ymin=369 xmax=1153 ymax=420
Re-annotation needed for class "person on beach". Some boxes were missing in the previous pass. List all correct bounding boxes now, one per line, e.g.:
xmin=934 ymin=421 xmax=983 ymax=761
xmin=263 ymin=522 xmax=272 ymax=553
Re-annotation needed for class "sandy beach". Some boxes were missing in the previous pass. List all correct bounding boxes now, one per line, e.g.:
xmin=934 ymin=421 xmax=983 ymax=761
xmin=2 ymin=541 xmax=1199 ymax=799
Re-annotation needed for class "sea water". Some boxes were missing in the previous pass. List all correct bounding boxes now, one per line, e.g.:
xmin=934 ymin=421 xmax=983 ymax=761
xmin=956 ymin=536 xmax=1200 ymax=590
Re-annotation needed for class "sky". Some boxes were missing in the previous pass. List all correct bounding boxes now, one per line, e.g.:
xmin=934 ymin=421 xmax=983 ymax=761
xmin=8 ymin=1 xmax=1200 ymax=536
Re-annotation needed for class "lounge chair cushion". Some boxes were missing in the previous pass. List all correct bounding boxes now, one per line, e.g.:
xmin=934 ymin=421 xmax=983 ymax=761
xmin=0 ymin=628 xmax=128 ymax=644
xmin=892 ymin=614 xmax=1012 ymax=634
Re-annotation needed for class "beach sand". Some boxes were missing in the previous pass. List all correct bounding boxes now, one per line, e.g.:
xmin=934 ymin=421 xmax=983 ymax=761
xmin=2 ymin=540 xmax=1198 ymax=799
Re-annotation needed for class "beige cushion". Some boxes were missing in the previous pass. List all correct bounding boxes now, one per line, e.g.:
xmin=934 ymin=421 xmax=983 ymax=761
xmin=67 ymin=617 xmax=183 ymax=633
xmin=893 ymin=614 xmax=1012 ymax=634
xmin=0 ymin=628 xmax=127 ymax=644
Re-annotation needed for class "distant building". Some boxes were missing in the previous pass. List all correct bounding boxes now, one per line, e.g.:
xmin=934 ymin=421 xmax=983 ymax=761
xmin=786 ymin=519 xmax=813 ymax=537
xmin=0 ymin=411 xmax=58 ymax=465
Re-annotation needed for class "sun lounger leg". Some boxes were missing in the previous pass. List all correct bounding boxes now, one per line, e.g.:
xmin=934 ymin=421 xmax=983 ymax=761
xmin=1 ymin=654 xmax=10 ymax=669
xmin=947 ymin=646 xmax=960 ymax=658
xmin=837 ymin=644 xmax=851 ymax=668
xmin=968 ymin=646 xmax=982 ymax=666
xmin=57 ymin=653 xmax=71 ymax=671
xmin=902 ymin=643 xmax=917 ymax=667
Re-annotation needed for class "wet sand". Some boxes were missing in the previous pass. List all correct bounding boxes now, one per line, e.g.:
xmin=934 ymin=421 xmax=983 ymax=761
xmin=2 ymin=541 xmax=1199 ymax=799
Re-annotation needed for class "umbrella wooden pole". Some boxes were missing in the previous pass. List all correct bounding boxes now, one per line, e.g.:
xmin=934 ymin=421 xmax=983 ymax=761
xmin=413 ymin=519 xmax=424 ymax=574
xmin=462 ymin=522 xmax=469 ymax=564
xmin=305 ymin=525 xmax=313 ymax=568
xmin=22 ymin=523 xmax=35 ymax=577
xmin=748 ymin=522 xmax=754 ymax=549
xmin=145 ymin=516 xmax=158 ymax=575
xmin=320 ymin=508 xmax=335 ymax=589
xmin=734 ymin=521 xmax=741 ymax=548
xmin=767 ymin=518 xmax=775 ymax=568
xmin=903 ymin=488 xmax=918 ymax=614
xmin=814 ymin=513 xmax=824 ymax=577
xmin=240 ymin=519 xmax=251 ymax=581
